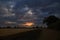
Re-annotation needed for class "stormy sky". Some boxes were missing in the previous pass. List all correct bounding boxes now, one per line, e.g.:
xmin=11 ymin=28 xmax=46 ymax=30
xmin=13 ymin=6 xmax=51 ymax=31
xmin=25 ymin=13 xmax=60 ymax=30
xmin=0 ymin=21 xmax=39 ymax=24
xmin=0 ymin=0 xmax=60 ymax=27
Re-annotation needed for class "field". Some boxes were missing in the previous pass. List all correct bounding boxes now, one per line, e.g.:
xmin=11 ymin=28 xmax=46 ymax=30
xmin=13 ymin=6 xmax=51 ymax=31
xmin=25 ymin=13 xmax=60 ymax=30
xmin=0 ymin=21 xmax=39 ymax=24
xmin=0 ymin=29 xmax=34 ymax=36
xmin=0 ymin=28 xmax=60 ymax=40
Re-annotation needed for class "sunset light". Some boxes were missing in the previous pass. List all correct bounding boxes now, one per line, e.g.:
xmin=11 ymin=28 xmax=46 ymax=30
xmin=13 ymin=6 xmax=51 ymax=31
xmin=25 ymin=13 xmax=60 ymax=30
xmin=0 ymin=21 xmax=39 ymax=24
xmin=23 ymin=22 xmax=34 ymax=27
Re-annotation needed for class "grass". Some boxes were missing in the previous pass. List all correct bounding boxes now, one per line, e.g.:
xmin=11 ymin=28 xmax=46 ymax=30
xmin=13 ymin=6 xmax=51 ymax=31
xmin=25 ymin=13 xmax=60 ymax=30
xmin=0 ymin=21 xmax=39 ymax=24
xmin=0 ymin=29 xmax=41 ymax=40
xmin=0 ymin=29 xmax=34 ymax=36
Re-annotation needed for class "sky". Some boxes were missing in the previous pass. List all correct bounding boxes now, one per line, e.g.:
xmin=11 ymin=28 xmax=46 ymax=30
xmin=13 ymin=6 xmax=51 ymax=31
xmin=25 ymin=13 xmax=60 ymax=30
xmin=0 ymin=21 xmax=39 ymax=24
xmin=0 ymin=0 xmax=60 ymax=27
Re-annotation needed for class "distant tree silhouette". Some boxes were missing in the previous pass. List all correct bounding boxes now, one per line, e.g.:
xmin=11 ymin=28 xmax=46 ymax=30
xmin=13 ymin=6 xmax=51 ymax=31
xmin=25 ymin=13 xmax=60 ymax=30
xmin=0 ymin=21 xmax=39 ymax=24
xmin=43 ymin=15 xmax=60 ymax=30
xmin=7 ymin=26 xmax=11 ymax=28
xmin=36 ymin=26 xmax=38 ymax=28
xmin=0 ymin=27 xmax=2 ymax=29
xmin=14 ymin=26 xmax=17 ymax=28
xmin=43 ymin=15 xmax=59 ymax=25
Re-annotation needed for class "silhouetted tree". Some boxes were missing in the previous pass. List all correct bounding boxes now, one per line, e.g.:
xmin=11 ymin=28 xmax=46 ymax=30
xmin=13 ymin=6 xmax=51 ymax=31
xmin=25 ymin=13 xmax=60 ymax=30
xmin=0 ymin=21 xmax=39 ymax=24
xmin=0 ymin=27 xmax=1 ymax=28
xmin=7 ymin=26 xmax=11 ymax=28
xmin=14 ymin=26 xmax=17 ymax=28
xmin=43 ymin=15 xmax=60 ymax=30
xmin=36 ymin=26 xmax=38 ymax=28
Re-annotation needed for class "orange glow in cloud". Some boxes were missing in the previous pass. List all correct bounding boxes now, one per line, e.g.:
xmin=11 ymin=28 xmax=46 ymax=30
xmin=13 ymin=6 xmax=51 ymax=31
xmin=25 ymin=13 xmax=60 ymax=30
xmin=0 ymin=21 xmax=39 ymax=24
xmin=23 ymin=22 xmax=34 ymax=27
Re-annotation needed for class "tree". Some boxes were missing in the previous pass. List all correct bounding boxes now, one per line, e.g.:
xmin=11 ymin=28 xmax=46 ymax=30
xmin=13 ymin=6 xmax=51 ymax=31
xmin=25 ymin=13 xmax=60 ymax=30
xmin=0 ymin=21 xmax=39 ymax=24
xmin=43 ymin=15 xmax=60 ymax=30
xmin=7 ymin=26 xmax=11 ymax=28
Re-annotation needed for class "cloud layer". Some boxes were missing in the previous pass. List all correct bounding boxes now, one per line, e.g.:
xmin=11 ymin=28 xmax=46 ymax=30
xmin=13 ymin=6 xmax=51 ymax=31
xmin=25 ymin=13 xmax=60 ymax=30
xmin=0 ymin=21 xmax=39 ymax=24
xmin=0 ymin=0 xmax=60 ymax=26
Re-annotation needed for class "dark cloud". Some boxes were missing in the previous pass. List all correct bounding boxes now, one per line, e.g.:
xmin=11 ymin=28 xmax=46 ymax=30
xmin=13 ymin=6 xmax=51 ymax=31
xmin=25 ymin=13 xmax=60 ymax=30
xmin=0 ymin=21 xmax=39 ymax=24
xmin=0 ymin=0 xmax=60 ymax=26
xmin=14 ymin=0 xmax=60 ymax=26
xmin=14 ymin=0 xmax=60 ymax=16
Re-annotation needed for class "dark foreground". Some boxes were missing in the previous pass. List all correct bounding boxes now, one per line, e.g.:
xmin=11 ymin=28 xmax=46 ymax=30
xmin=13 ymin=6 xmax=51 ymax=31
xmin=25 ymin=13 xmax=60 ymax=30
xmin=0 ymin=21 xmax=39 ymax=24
xmin=0 ymin=29 xmax=41 ymax=40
